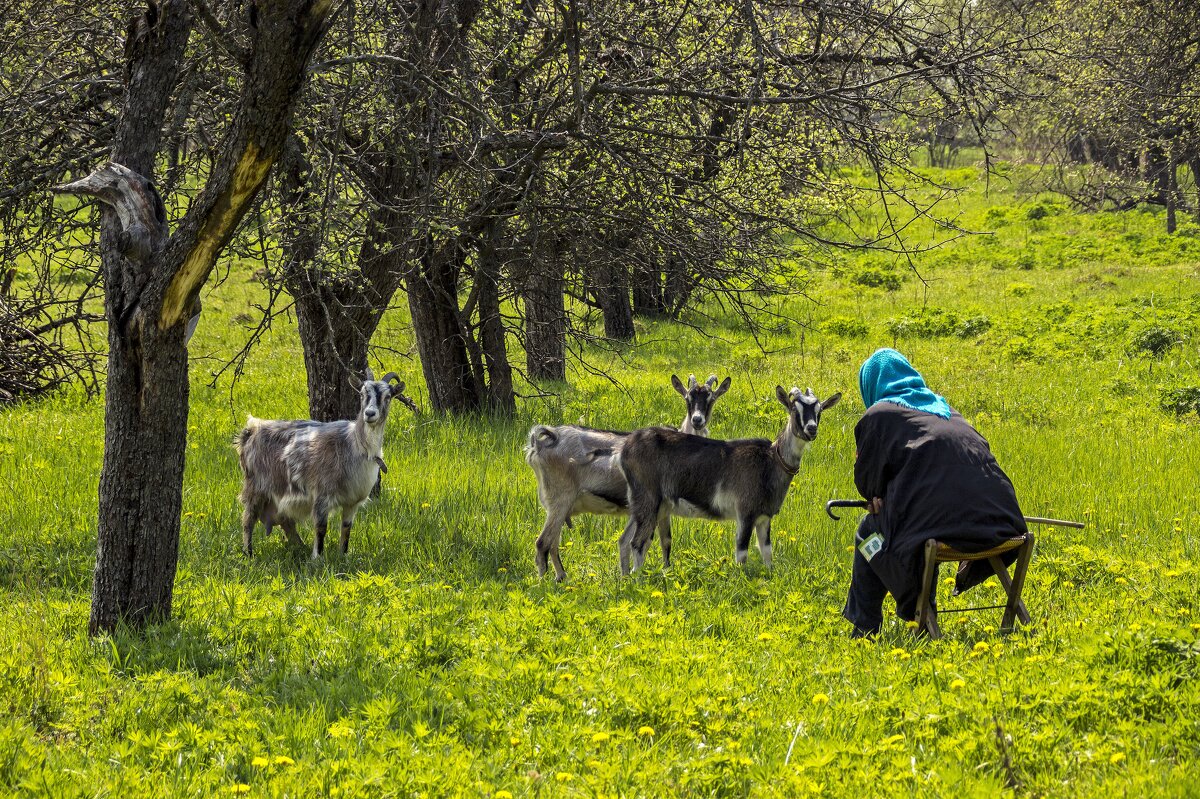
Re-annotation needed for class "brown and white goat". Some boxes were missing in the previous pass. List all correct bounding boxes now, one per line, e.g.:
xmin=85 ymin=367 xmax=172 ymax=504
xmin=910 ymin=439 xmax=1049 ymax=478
xmin=618 ymin=386 xmax=840 ymax=574
xmin=235 ymin=369 xmax=413 ymax=559
xmin=526 ymin=374 xmax=730 ymax=581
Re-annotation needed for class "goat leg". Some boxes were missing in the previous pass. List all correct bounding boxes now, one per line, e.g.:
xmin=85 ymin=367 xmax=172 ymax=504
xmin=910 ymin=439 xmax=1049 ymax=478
xmin=241 ymin=498 xmax=264 ymax=558
xmin=734 ymin=515 xmax=754 ymax=565
xmin=279 ymin=518 xmax=304 ymax=550
xmin=536 ymin=512 xmax=569 ymax=581
xmin=312 ymin=502 xmax=330 ymax=559
xmin=618 ymin=518 xmax=637 ymax=576
xmin=339 ymin=507 xmax=357 ymax=555
xmin=754 ymin=516 xmax=773 ymax=568
xmin=656 ymin=515 xmax=673 ymax=571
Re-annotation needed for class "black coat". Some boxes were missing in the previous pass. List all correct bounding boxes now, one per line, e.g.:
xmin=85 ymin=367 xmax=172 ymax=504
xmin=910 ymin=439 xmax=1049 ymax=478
xmin=854 ymin=404 xmax=1026 ymax=616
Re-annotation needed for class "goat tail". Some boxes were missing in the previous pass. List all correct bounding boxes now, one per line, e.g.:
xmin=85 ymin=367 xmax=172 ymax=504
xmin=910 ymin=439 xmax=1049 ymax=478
xmin=233 ymin=415 xmax=265 ymax=470
xmin=525 ymin=425 xmax=558 ymax=463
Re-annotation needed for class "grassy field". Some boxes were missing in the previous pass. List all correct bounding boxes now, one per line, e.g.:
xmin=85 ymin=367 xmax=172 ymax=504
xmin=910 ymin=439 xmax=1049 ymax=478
xmin=1 ymin=164 xmax=1199 ymax=797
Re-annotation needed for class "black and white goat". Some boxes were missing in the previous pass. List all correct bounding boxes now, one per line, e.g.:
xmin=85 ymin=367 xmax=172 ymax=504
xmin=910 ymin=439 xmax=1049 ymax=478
xmin=618 ymin=386 xmax=841 ymax=574
xmin=235 ymin=369 xmax=414 ymax=559
xmin=526 ymin=374 xmax=730 ymax=581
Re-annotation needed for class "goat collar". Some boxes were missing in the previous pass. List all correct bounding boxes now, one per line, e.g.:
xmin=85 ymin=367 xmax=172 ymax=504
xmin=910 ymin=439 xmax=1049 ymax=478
xmin=771 ymin=443 xmax=800 ymax=476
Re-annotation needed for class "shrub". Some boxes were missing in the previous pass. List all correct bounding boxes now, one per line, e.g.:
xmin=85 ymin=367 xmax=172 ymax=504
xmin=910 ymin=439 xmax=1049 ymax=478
xmin=886 ymin=308 xmax=959 ymax=338
xmin=1006 ymin=282 xmax=1035 ymax=297
xmin=820 ymin=316 xmax=870 ymax=338
xmin=851 ymin=266 xmax=904 ymax=291
xmin=1127 ymin=326 xmax=1183 ymax=359
xmin=956 ymin=315 xmax=992 ymax=338
xmin=1159 ymin=387 xmax=1200 ymax=417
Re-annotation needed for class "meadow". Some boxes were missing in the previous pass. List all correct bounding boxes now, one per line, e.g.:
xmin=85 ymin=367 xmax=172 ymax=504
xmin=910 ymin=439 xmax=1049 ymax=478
xmin=1 ymin=163 xmax=1199 ymax=797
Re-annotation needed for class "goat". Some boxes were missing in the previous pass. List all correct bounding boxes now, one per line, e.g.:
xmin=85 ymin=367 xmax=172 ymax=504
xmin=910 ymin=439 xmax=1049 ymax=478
xmin=526 ymin=373 xmax=731 ymax=581
xmin=235 ymin=369 xmax=413 ymax=559
xmin=618 ymin=386 xmax=841 ymax=575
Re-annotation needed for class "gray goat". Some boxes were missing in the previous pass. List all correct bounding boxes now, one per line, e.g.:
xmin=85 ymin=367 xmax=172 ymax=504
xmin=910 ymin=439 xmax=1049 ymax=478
xmin=618 ymin=386 xmax=841 ymax=574
xmin=526 ymin=374 xmax=730 ymax=581
xmin=235 ymin=369 xmax=414 ymax=559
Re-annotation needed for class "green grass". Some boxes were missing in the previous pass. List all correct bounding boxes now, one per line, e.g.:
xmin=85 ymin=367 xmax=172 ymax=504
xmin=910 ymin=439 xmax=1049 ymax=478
xmin=1 ymin=164 xmax=1199 ymax=797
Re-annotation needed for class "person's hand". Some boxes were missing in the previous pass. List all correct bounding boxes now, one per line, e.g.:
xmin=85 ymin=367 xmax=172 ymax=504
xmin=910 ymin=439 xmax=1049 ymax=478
xmin=867 ymin=497 xmax=883 ymax=515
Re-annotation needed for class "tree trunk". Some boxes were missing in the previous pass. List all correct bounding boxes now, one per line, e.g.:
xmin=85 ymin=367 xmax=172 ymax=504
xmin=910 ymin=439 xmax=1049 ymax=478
xmin=1148 ymin=143 xmax=1176 ymax=233
xmin=406 ymin=245 xmax=483 ymax=413
xmin=1191 ymin=158 xmax=1200 ymax=223
xmin=593 ymin=259 xmax=634 ymax=341
xmin=476 ymin=227 xmax=515 ymax=413
xmin=294 ymin=288 xmax=373 ymax=421
xmin=631 ymin=257 xmax=667 ymax=318
xmin=54 ymin=0 xmax=334 ymax=635
xmin=90 ymin=312 xmax=189 ymax=633
xmin=524 ymin=249 xmax=566 ymax=382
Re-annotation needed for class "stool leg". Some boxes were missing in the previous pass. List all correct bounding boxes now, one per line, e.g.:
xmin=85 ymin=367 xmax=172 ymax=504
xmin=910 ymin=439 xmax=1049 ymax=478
xmin=916 ymin=540 xmax=941 ymax=639
xmin=1000 ymin=534 xmax=1035 ymax=632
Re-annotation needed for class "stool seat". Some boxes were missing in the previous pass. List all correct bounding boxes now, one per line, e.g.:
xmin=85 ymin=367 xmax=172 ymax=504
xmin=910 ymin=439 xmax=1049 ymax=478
xmin=934 ymin=535 xmax=1028 ymax=563
xmin=915 ymin=533 xmax=1035 ymax=640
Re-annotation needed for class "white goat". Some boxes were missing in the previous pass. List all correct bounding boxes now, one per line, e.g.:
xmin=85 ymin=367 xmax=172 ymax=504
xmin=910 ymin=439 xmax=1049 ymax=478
xmin=235 ymin=369 xmax=413 ymax=559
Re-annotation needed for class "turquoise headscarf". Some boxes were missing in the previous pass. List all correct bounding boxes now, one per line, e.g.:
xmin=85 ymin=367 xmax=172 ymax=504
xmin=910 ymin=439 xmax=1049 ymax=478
xmin=858 ymin=348 xmax=952 ymax=419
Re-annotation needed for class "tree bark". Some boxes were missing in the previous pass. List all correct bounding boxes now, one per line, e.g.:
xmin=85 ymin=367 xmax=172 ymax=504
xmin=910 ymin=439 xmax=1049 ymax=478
xmin=592 ymin=258 xmax=634 ymax=341
xmin=476 ymin=224 xmax=515 ymax=413
xmin=406 ymin=243 xmax=483 ymax=413
xmin=523 ymin=242 xmax=566 ymax=382
xmin=1148 ymin=143 xmax=1176 ymax=233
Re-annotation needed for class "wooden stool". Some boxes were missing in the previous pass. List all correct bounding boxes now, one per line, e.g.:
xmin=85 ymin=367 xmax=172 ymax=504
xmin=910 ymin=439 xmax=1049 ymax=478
xmin=914 ymin=534 xmax=1035 ymax=639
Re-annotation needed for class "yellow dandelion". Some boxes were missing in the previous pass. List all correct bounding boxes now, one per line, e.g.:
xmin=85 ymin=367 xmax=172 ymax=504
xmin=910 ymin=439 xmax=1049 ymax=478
xmin=950 ymin=679 xmax=966 ymax=691
xmin=591 ymin=732 xmax=611 ymax=743
xmin=1166 ymin=570 xmax=1180 ymax=578
xmin=327 ymin=720 xmax=355 ymax=738
xmin=811 ymin=693 xmax=830 ymax=705
xmin=559 ymin=673 xmax=573 ymax=681
xmin=637 ymin=726 xmax=655 ymax=738
xmin=1110 ymin=752 xmax=1126 ymax=765
xmin=251 ymin=756 xmax=269 ymax=768
xmin=273 ymin=755 xmax=295 ymax=766
xmin=556 ymin=773 xmax=574 ymax=783
xmin=973 ymin=641 xmax=990 ymax=653
xmin=757 ymin=632 xmax=774 ymax=641
xmin=228 ymin=786 xmax=250 ymax=795
xmin=510 ymin=736 xmax=521 ymax=746
xmin=421 ymin=502 xmax=431 ymax=509
xmin=651 ymin=590 xmax=664 ymax=598
xmin=495 ymin=791 xmax=514 ymax=799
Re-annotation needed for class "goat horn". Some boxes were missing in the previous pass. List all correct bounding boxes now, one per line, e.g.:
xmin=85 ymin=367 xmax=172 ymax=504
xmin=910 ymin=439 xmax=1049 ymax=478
xmin=706 ymin=374 xmax=718 ymax=388
xmin=381 ymin=371 xmax=401 ymax=386
xmin=687 ymin=374 xmax=698 ymax=389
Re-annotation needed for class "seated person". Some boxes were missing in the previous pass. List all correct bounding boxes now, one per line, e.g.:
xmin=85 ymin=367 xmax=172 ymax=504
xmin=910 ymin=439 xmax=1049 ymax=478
xmin=843 ymin=348 xmax=1026 ymax=637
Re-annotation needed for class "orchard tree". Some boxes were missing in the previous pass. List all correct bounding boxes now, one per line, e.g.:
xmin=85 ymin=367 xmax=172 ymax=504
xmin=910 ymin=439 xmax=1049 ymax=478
xmin=1034 ymin=0 xmax=1200 ymax=231
xmin=49 ymin=0 xmax=334 ymax=635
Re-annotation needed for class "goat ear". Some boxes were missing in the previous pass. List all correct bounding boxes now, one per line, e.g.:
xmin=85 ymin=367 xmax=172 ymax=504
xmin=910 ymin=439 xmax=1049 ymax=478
xmin=775 ymin=385 xmax=790 ymax=408
xmin=714 ymin=376 xmax=731 ymax=398
xmin=349 ymin=372 xmax=364 ymax=391
xmin=671 ymin=374 xmax=687 ymax=397
xmin=821 ymin=392 xmax=843 ymax=411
